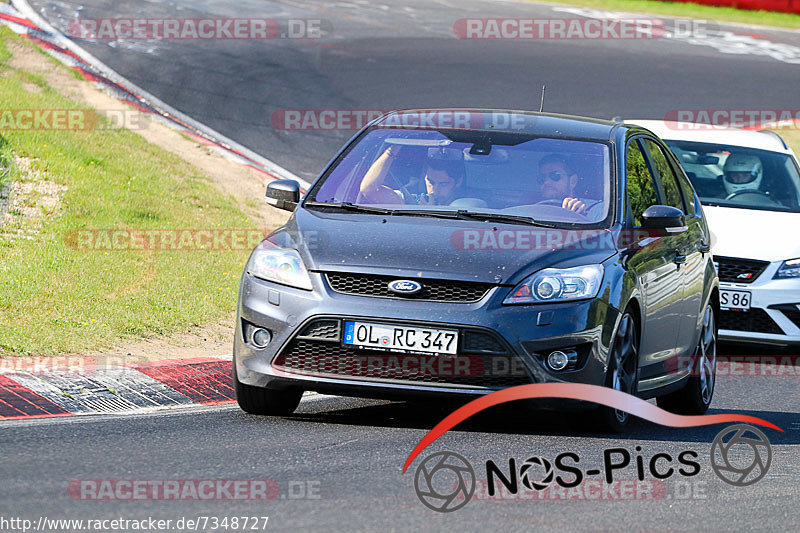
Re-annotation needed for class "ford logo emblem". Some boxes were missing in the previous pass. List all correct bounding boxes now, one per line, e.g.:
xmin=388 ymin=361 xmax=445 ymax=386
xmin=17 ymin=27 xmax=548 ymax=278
xmin=388 ymin=279 xmax=423 ymax=295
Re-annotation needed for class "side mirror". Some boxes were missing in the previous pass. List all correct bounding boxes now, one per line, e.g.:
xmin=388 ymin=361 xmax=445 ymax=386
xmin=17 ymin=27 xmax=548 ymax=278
xmin=266 ymin=180 xmax=300 ymax=212
xmin=641 ymin=205 xmax=686 ymax=233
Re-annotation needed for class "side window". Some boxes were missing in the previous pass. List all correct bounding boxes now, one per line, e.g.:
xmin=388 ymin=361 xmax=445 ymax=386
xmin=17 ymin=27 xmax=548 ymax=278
xmin=675 ymin=171 xmax=697 ymax=217
xmin=626 ymin=140 xmax=659 ymax=227
xmin=643 ymin=139 xmax=684 ymax=212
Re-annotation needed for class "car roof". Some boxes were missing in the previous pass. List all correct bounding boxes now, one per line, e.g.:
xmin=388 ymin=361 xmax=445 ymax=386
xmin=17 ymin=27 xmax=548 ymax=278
xmin=373 ymin=109 xmax=623 ymax=141
xmin=624 ymin=119 xmax=791 ymax=153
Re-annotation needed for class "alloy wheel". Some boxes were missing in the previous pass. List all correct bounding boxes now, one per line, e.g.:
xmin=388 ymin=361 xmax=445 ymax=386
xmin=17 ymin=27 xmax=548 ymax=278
xmin=611 ymin=313 xmax=638 ymax=423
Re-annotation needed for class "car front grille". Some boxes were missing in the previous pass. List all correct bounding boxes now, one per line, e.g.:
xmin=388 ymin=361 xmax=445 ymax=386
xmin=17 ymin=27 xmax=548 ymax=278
xmin=272 ymin=318 xmax=531 ymax=389
xmin=324 ymin=272 xmax=493 ymax=303
xmin=296 ymin=319 xmax=340 ymax=340
xmin=718 ymin=309 xmax=783 ymax=335
xmin=715 ymin=256 xmax=769 ymax=284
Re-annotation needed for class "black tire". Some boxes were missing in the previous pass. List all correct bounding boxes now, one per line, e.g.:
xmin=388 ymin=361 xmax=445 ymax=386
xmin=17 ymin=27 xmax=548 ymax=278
xmin=598 ymin=310 xmax=640 ymax=433
xmin=233 ymin=363 xmax=302 ymax=416
xmin=657 ymin=304 xmax=717 ymax=415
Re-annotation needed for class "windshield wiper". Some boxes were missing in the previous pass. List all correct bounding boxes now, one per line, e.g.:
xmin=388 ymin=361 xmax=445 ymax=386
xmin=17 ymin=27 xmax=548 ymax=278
xmin=386 ymin=209 xmax=463 ymax=220
xmin=303 ymin=201 xmax=394 ymax=215
xmin=452 ymin=210 xmax=560 ymax=228
xmin=304 ymin=203 xmax=560 ymax=227
xmin=388 ymin=209 xmax=559 ymax=227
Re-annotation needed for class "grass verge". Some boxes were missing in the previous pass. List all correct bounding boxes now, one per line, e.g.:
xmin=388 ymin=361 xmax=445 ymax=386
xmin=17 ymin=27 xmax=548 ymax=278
xmin=525 ymin=0 xmax=800 ymax=29
xmin=0 ymin=28 xmax=259 ymax=355
xmin=768 ymin=128 xmax=800 ymax=154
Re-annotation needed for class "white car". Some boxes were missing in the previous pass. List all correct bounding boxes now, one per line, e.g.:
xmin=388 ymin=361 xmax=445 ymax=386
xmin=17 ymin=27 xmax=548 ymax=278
xmin=628 ymin=120 xmax=800 ymax=347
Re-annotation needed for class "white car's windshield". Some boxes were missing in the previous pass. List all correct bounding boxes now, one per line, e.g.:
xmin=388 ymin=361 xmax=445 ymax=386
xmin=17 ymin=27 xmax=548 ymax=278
xmin=664 ymin=140 xmax=800 ymax=213
xmin=306 ymin=128 xmax=612 ymax=226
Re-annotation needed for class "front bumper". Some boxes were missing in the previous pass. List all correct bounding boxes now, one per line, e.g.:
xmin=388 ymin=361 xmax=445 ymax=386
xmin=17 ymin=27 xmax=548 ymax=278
xmin=233 ymin=272 xmax=620 ymax=398
xmin=717 ymin=265 xmax=800 ymax=347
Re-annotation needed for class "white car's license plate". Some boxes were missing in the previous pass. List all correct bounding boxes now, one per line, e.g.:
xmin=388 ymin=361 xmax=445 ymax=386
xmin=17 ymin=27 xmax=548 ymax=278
xmin=720 ymin=289 xmax=751 ymax=311
xmin=343 ymin=321 xmax=458 ymax=354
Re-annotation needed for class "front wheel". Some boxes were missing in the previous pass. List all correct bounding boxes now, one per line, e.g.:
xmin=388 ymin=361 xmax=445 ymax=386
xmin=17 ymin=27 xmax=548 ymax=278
xmin=657 ymin=304 xmax=717 ymax=415
xmin=233 ymin=363 xmax=302 ymax=416
xmin=599 ymin=311 xmax=640 ymax=432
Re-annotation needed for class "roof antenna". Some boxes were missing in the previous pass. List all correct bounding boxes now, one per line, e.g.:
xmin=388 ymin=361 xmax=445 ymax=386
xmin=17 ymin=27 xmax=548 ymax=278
xmin=539 ymin=85 xmax=546 ymax=113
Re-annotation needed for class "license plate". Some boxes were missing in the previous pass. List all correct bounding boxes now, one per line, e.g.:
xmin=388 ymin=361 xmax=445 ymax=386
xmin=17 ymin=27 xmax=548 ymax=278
xmin=720 ymin=289 xmax=751 ymax=311
xmin=343 ymin=321 xmax=458 ymax=354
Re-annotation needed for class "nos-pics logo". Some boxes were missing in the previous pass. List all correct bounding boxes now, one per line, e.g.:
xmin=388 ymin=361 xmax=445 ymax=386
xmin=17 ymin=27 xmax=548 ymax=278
xmin=413 ymin=424 xmax=772 ymax=512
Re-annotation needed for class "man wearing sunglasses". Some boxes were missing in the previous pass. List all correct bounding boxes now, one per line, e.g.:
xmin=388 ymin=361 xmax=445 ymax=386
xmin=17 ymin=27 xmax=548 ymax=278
xmin=537 ymin=154 xmax=600 ymax=216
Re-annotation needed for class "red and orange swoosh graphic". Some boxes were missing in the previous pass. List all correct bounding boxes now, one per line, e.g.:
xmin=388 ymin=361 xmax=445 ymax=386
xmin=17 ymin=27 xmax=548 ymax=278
xmin=403 ymin=383 xmax=783 ymax=473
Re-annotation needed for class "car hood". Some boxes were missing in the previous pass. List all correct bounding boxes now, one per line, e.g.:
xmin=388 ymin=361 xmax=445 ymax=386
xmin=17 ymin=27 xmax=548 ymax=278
xmin=268 ymin=208 xmax=618 ymax=285
xmin=704 ymin=205 xmax=800 ymax=262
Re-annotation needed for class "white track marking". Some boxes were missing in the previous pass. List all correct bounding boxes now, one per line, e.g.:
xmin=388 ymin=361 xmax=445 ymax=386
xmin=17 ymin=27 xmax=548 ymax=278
xmin=553 ymin=6 xmax=800 ymax=64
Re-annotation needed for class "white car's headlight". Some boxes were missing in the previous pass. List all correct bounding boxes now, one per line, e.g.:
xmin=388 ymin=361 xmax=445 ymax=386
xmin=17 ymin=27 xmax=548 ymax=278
xmin=774 ymin=258 xmax=800 ymax=279
xmin=504 ymin=264 xmax=604 ymax=304
xmin=247 ymin=240 xmax=313 ymax=290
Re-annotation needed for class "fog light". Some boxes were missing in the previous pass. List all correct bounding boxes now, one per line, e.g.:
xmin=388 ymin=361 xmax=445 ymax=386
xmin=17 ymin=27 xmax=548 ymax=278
xmin=547 ymin=351 xmax=570 ymax=371
xmin=252 ymin=328 xmax=272 ymax=348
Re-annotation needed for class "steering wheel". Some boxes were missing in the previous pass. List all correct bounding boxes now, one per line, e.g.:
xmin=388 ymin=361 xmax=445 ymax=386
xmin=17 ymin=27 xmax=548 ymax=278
xmin=724 ymin=190 xmax=773 ymax=201
xmin=505 ymin=203 xmax=591 ymax=222
xmin=534 ymin=198 xmax=600 ymax=212
xmin=534 ymin=199 xmax=567 ymax=207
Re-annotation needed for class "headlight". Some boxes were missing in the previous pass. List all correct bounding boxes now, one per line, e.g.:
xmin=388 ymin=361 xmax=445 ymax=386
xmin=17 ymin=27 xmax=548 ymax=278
xmin=774 ymin=258 xmax=800 ymax=279
xmin=247 ymin=240 xmax=313 ymax=290
xmin=503 ymin=264 xmax=604 ymax=304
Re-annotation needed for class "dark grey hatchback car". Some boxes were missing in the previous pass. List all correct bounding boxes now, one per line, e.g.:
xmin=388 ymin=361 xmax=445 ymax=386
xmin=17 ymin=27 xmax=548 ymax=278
xmin=233 ymin=110 xmax=719 ymax=430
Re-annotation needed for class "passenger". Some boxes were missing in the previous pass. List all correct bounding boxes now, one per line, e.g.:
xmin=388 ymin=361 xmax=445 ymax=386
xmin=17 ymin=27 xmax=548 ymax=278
xmin=360 ymin=145 xmax=465 ymax=206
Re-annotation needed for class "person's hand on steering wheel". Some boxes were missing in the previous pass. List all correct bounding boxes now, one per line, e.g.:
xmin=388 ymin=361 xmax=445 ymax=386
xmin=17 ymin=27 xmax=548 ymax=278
xmin=562 ymin=197 xmax=587 ymax=214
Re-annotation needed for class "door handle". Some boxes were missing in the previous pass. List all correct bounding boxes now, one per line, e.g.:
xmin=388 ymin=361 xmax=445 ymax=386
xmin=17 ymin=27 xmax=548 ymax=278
xmin=673 ymin=252 xmax=686 ymax=265
xmin=699 ymin=241 xmax=710 ymax=254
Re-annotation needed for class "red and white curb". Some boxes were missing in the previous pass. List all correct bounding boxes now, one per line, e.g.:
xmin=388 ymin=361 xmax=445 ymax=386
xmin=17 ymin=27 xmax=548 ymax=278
xmin=0 ymin=1 xmax=311 ymax=192
xmin=0 ymin=356 xmax=238 ymax=420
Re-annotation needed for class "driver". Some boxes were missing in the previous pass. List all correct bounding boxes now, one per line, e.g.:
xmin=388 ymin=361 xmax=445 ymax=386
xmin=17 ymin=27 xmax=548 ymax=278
xmin=537 ymin=154 xmax=601 ymax=217
xmin=360 ymin=145 xmax=465 ymax=206
xmin=722 ymin=154 xmax=763 ymax=196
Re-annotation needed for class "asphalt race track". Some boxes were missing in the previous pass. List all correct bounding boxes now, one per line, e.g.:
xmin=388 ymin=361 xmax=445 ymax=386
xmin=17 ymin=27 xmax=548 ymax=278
xmin=2 ymin=367 xmax=799 ymax=531
xmin=3 ymin=0 xmax=800 ymax=530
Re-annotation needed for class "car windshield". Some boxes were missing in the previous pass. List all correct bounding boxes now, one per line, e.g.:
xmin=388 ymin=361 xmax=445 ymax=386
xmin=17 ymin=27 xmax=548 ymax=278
xmin=664 ymin=140 xmax=800 ymax=213
xmin=305 ymin=128 xmax=612 ymax=226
